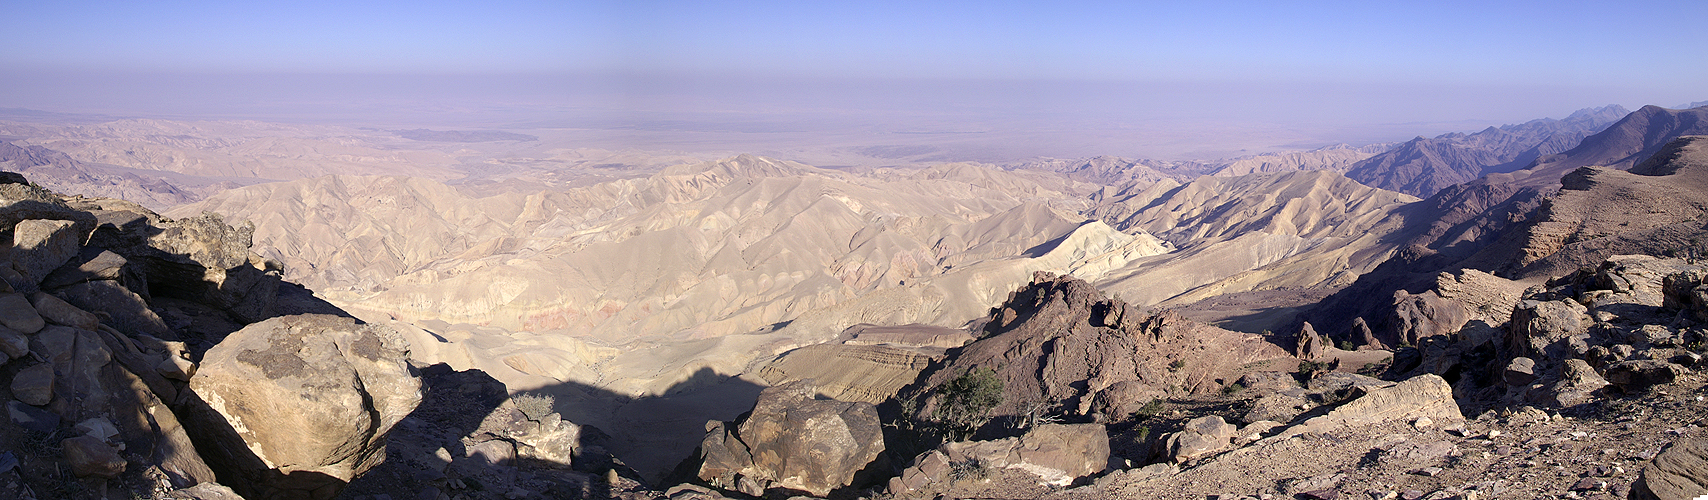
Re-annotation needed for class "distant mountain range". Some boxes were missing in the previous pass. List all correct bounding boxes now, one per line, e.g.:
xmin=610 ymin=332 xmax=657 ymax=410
xmin=1343 ymin=104 xmax=1630 ymax=197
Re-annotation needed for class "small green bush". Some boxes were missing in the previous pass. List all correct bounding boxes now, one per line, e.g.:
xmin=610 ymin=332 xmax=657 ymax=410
xmin=511 ymin=392 xmax=556 ymax=421
xmin=1298 ymin=360 xmax=1329 ymax=379
xmin=935 ymin=367 xmax=1004 ymax=440
xmin=1167 ymin=359 xmax=1186 ymax=372
xmin=1132 ymin=398 xmax=1165 ymax=420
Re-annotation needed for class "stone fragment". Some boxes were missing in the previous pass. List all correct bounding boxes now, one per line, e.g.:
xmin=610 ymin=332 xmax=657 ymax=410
xmin=1271 ymin=374 xmax=1463 ymax=441
xmin=10 ymin=362 xmax=55 ymax=406
xmin=1605 ymin=360 xmax=1689 ymax=392
xmin=30 ymin=291 xmax=100 ymax=330
xmin=0 ymin=292 xmax=44 ymax=333
xmin=76 ymin=416 xmax=120 ymax=442
xmin=62 ymin=434 xmax=126 ymax=478
xmin=158 ymin=354 xmax=198 ymax=381
xmin=41 ymin=247 xmax=132 ymax=290
xmin=1169 ymin=416 xmax=1237 ymax=463
xmin=1503 ymin=357 xmax=1537 ymax=386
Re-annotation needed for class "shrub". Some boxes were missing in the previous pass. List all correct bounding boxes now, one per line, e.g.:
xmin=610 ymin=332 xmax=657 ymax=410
xmin=1167 ymin=359 xmax=1186 ymax=372
xmin=935 ymin=367 xmax=1004 ymax=439
xmin=948 ymin=458 xmax=989 ymax=483
xmin=1298 ymin=360 xmax=1329 ymax=379
xmin=511 ymin=392 xmax=556 ymax=421
xmin=1221 ymin=383 xmax=1244 ymax=396
xmin=1132 ymin=398 xmax=1165 ymax=420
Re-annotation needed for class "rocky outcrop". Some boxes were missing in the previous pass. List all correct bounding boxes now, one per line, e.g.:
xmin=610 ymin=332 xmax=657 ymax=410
xmin=1352 ymin=317 xmax=1386 ymax=350
xmin=1270 ymin=374 xmax=1463 ymax=441
xmin=889 ymin=423 xmax=1109 ymax=496
xmin=695 ymin=380 xmax=885 ymax=497
xmin=183 ymin=314 xmax=420 ymax=499
xmin=1294 ymin=322 xmax=1326 ymax=360
xmin=904 ymin=273 xmax=1290 ymax=431
xmin=1166 ymin=416 xmax=1240 ymax=463
xmin=0 ymin=173 xmax=323 ymax=497
xmin=1633 ymin=437 xmax=1708 ymax=500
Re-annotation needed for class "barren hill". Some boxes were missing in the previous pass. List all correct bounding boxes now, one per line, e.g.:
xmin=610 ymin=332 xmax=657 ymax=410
xmin=1344 ymin=104 xmax=1628 ymax=197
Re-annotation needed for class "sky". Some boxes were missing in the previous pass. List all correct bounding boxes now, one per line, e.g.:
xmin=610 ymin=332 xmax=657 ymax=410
xmin=2 ymin=0 xmax=1705 ymax=159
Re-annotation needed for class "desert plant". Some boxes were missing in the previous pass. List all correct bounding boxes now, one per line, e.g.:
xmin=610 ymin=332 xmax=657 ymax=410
xmin=948 ymin=457 xmax=990 ymax=483
xmin=1298 ymin=359 xmax=1329 ymax=379
xmin=935 ymin=367 xmax=1004 ymax=440
xmin=1167 ymin=359 xmax=1186 ymax=372
xmin=1132 ymin=398 xmax=1165 ymax=420
xmin=510 ymin=392 xmax=556 ymax=421
xmin=1221 ymin=383 xmax=1244 ymax=396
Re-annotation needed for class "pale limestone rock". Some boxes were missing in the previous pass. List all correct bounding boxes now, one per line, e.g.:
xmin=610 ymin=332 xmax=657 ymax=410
xmin=185 ymin=314 xmax=420 ymax=500
xmin=1271 ymin=374 xmax=1463 ymax=441
xmin=12 ymin=219 xmax=83 ymax=286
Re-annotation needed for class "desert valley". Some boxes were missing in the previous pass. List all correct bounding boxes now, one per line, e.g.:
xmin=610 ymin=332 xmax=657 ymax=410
xmin=0 ymin=97 xmax=1706 ymax=500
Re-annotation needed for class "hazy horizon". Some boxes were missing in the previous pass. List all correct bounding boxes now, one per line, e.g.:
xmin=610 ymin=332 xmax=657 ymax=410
xmin=3 ymin=1 xmax=1704 ymax=162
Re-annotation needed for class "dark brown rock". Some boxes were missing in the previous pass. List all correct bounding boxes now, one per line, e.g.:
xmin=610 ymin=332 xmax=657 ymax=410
xmin=1352 ymin=317 xmax=1387 ymax=350
xmin=1605 ymin=359 xmax=1689 ymax=392
xmin=1296 ymin=321 xmax=1326 ymax=360
xmin=61 ymin=435 xmax=126 ymax=478
xmin=696 ymin=380 xmax=884 ymax=497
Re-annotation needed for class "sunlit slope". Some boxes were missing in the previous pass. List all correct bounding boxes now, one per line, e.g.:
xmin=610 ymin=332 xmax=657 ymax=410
xmin=1089 ymin=169 xmax=1419 ymax=305
xmin=173 ymin=155 xmax=1147 ymax=348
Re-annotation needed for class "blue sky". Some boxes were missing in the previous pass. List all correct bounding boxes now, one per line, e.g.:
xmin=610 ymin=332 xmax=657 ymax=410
xmin=2 ymin=0 xmax=1704 ymax=158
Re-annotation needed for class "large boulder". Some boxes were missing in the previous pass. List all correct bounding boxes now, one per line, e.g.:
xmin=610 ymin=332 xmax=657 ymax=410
xmin=184 ymin=314 xmax=420 ymax=500
xmin=889 ymin=423 xmax=1109 ymax=495
xmin=1506 ymin=299 xmax=1589 ymax=358
xmin=1270 ymin=374 xmax=1463 ymax=441
xmin=1632 ymin=437 xmax=1708 ymax=500
xmin=10 ymin=218 xmax=86 ymax=288
xmin=1529 ymin=359 xmax=1611 ymax=408
xmin=1167 ymin=415 xmax=1239 ymax=463
xmin=1390 ymin=290 xmax=1470 ymax=346
xmin=696 ymin=380 xmax=884 ymax=497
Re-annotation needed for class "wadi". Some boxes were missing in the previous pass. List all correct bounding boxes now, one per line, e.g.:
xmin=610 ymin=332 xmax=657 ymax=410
xmin=0 ymin=98 xmax=1703 ymax=500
